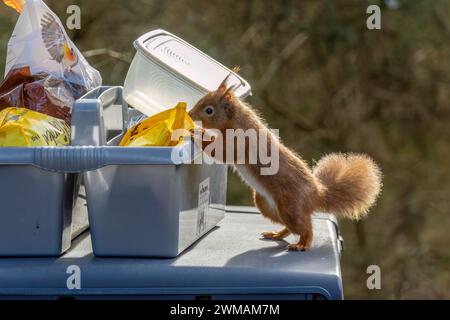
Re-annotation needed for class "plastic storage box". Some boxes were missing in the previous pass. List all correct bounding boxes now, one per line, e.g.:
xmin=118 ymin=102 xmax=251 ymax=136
xmin=0 ymin=135 xmax=89 ymax=257
xmin=123 ymin=29 xmax=251 ymax=116
xmin=72 ymin=86 xmax=236 ymax=257
xmin=71 ymin=29 xmax=252 ymax=257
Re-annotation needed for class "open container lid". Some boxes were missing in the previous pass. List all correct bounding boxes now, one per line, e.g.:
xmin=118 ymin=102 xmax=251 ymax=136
xmin=125 ymin=29 xmax=251 ymax=115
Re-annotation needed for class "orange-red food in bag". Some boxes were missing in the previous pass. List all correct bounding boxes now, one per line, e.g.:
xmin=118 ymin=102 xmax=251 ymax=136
xmin=0 ymin=67 xmax=74 ymax=124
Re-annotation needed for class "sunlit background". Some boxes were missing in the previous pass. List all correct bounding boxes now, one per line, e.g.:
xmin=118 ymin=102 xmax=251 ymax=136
xmin=1 ymin=0 xmax=449 ymax=299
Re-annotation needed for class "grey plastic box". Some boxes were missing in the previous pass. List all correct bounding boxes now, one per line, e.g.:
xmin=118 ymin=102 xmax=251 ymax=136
xmin=0 ymin=207 xmax=344 ymax=300
xmin=0 ymin=136 xmax=89 ymax=257
xmin=72 ymin=86 xmax=229 ymax=257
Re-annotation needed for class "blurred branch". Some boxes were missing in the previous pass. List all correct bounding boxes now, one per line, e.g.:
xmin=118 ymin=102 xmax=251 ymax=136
xmin=241 ymin=0 xmax=254 ymax=32
xmin=432 ymin=8 xmax=450 ymax=39
xmin=83 ymin=48 xmax=132 ymax=63
xmin=240 ymin=25 xmax=258 ymax=46
xmin=258 ymin=33 xmax=308 ymax=89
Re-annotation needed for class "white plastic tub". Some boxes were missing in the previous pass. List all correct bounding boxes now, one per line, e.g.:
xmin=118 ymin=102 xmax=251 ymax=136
xmin=123 ymin=29 xmax=251 ymax=116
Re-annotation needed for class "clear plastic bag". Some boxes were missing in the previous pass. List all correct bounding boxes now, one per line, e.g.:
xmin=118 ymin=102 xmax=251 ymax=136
xmin=0 ymin=0 xmax=102 ymax=124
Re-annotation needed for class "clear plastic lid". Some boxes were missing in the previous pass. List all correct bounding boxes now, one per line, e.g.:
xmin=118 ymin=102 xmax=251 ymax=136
xmin=133 ymin=29 xmax=251 ymax=99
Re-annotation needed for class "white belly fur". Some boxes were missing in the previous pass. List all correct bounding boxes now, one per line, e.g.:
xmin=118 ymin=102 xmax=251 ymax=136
xmin=234 ymin=165 xmax=277 ymax=210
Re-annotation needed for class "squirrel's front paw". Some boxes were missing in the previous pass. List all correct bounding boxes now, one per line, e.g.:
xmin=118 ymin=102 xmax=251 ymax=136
xmin=261 ymin=231 xmax=285 ymax=240
xmin=261 ymin=231 xmax=278 ymax=239
xmin=261 ymin=228 xmax=291 ymax=241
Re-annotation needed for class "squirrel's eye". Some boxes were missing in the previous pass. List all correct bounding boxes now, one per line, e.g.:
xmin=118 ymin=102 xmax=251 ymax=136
xmin=204 ymin=106 xmax=215 ymax=116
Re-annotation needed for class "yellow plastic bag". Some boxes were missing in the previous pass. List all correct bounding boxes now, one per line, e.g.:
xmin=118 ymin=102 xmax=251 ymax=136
xmin=0 ymin=107 xmax=70 ymax=147
xmin=120 ymin=102 xmax=194 ymax=147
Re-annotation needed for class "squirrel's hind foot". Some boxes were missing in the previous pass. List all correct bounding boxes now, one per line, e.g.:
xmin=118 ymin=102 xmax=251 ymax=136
xmin=287 ymin=243 xmax=310 ymax=251
xmin=287 ymin=236 xmax=313 ymax=251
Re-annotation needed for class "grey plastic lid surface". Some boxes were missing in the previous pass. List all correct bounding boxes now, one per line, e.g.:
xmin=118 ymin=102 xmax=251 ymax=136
xmin=0 ymin=208 xmax=343 ymax=299
xmin=134 ymin=29 xmax=252 ymax=98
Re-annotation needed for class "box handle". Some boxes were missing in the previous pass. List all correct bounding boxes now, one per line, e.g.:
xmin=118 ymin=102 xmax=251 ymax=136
xmin=0 ymin=141 xmax=202 ymax=172
xmin=33 ymin=146 xmax=107 ymax=173
xmin=0 ymin=147 xmax=109 ymax=173
xmin=30 ymin=143 xmax=200 ymax=172
xmin=71 ymin=86 xmax=129 ymax=147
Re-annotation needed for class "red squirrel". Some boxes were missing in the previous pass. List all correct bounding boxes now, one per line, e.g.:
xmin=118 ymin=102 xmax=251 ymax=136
xmin=189 ymin=73 xmax=382 ymax=251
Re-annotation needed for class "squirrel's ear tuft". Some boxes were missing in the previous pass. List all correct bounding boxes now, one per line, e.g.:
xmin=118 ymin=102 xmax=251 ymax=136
xmin=217 ymin=66 xmax=239 ymax=93
xmin=218 ymin=73 xmax=232 ymax=93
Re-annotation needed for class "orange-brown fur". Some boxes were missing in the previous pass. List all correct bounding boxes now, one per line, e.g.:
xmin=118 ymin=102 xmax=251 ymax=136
xmin=189 ymin=75 xmax=382 ymax=251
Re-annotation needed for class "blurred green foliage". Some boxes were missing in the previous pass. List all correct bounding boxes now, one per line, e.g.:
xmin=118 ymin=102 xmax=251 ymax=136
xmin=1 ymin=0 xmax=449 ymax=299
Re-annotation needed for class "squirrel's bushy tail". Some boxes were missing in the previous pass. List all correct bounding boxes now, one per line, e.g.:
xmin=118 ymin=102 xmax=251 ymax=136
xmin=313 ymin=153 xmax=382 ymax=220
